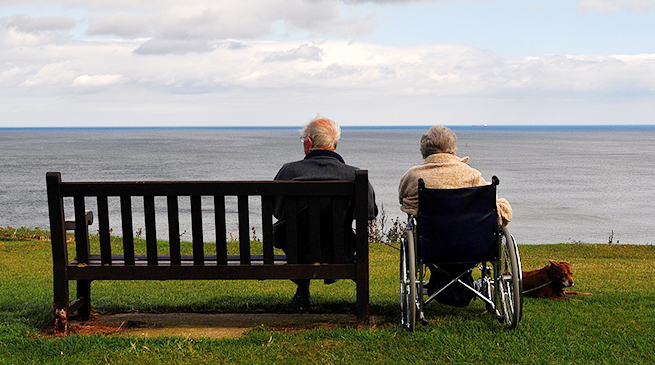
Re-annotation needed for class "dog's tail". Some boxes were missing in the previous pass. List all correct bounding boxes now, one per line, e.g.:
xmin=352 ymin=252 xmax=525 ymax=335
xmin=564 ymin=291 xmax=593 ymax=296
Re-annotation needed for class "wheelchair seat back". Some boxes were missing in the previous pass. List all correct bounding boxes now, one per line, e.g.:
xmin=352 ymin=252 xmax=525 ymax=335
xmin=417 ymin=179 xmax=499 ymax=265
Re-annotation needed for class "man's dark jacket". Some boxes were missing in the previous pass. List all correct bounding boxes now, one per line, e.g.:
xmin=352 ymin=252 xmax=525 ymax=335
xmin=273 ymin=149 xmax=378 ymax=263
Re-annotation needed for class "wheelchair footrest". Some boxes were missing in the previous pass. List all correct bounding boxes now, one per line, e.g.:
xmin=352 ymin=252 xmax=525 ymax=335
xmin=420 ymin=312 xmax=428 ymax=326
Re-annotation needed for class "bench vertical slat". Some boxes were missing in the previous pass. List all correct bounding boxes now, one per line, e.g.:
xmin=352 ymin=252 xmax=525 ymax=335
xmin=332 ymin=198 xmax=346 ymax=264
xmin=261 ymin=196 xmax=274 ymax=265
xmin=355 ymin=170 xmax=370 ymax=324
xmin=74 ymin=197 xmax=90 ymax=264
xmin=285 ymin=198 xmax=298 ymax=264
xmin=144 ymin=196 xmax=158 ymax=265
xmin=167 ymin=196 xmax=181 ymax=266
xmin=97 ymin=196 xmax=112 ymax=266
xmin=308 ymin=198 xmax=321 ymax=263
xmin=46 ymin=172 xmax=69 ymax=323
xmin=214 ymin=196 xmax=227 ymax=265
xmin=120 ymin=196 xmax=135 ymax=266
xmin=191 ymin=196 xmax=204 ymax=265
xmin=238 ymin=196 xmax=251 ymax=265
xmin=73 ymin=196 xmax=91 ymax=320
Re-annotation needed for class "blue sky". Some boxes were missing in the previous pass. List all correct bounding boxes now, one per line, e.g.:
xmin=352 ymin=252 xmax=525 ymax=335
xmin=1 ymin=0 xmax=654 ymax=127
xmin=359 ymin=1 xmax=655 ymax=57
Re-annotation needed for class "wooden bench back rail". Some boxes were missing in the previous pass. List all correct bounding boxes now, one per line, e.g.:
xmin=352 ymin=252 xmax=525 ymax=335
xmin=46 ymin=171 xmax=370 ymax=325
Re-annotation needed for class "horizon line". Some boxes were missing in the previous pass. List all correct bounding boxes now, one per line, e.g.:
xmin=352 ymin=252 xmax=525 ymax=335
xmin=1 ymin=124 xmax=654 ymax=131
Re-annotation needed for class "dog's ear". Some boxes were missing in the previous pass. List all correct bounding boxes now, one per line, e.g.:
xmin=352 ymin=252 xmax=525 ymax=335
xmin=549 ymin=260 xmax=558 ymax=266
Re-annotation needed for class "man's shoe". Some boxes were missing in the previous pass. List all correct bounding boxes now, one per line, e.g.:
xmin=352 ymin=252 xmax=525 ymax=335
xmin=292 ymin=293 xmax=312 ymax=309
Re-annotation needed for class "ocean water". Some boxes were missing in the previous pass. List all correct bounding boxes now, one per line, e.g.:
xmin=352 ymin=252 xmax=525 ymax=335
xmin=1 ymin=126 xmax=654 ymax=245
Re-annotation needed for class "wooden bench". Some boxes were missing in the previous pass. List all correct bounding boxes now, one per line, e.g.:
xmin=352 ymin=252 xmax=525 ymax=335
xmin=46 ymin=171 xmax=370 ymax=331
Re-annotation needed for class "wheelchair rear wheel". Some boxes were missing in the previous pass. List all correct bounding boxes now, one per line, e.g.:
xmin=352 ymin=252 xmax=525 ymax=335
xmin=400 ymin=229 xmax=417 ymax=331
xmin=496 ymin=227 xmax=523 ymax=329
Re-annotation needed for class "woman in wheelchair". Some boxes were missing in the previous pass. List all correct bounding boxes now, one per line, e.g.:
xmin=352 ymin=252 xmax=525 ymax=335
xmin=398 ymin=125 xmax=512 ymax=226
xmin=397 ymin=125 xmax=522 ymax=330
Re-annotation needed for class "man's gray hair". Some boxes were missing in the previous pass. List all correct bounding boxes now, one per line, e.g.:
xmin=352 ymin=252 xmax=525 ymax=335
xmin=420 ymin=125 xmax=458 ymax=158
xmin=301 ymin=116 xmax=341 ymax=150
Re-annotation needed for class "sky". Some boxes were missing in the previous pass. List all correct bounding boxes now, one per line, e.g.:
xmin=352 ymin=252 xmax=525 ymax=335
xmin=1 ymin=0 xmax=654 ymax=127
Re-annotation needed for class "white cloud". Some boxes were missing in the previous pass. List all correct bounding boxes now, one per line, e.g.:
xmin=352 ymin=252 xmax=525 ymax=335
xmin=341 ymin=0 xmax=447 ymax=3
xmin=264 ymin=44 xmax=324 ymax=62
xmin=0 ymin=14 xmax=76 ymax=47
xmin=134 ymin=39 xmax=215 ymax=54
xmin=0 ymin=0 xmax=180 ymax=12
xmin=20 ymin=62 xmax=77 ymax=87
xmin=3 ymin=35 xmax=654 ymax=97
xmin=75 ymin=0 xmax=376 ymax=49
xmin=1 ymin=14 xmax=76 ymax=33
xmin=86 ymin=12 xmax=153 ymax=38
xmin=72 ymin=74 xmax=123 ymax=86
xmin=577 ymin=0 xmax=655 ymax=13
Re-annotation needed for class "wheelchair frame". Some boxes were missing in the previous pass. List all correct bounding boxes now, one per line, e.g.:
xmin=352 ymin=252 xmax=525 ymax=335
xmin=400 ymin=178 xmax=523 ymax=331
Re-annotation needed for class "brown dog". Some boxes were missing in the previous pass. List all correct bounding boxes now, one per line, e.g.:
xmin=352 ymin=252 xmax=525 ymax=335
xmin=522 ymin=260 xmax=592 ymax=299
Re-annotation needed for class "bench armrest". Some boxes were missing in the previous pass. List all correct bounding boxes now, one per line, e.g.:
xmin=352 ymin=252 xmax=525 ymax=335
xmin=65 ymin=210 xmax=94 ymax=231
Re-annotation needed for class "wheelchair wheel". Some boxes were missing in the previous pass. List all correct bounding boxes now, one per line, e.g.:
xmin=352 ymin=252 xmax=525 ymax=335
xmin=400 ymin=228 xmax=417 ymax=331
xmin=496 ymin=227 xmax=523 ymax=329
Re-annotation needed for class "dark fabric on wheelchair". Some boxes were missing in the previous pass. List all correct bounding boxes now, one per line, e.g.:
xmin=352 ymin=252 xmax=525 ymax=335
xmin=417 ymin=184 xmax=498 ymax=264
xmin=426 ymin=264 xmax=475 ymax=307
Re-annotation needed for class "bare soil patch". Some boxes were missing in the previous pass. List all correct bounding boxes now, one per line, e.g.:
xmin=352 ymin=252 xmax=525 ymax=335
xmin=61 ymin=312 xmax=387 ymax=338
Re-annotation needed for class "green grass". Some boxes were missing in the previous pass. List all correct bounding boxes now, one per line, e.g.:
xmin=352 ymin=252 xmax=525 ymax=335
xmin=1 ymin=230 xmax=654 ymax=364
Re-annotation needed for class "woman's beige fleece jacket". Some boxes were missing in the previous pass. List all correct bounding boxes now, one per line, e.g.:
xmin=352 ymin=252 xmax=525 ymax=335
xmin=398 ymin=153 xmax=512 ymax=226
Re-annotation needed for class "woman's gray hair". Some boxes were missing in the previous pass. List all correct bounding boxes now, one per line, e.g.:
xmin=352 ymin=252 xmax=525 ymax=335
xmin=301 ymin=116 xmax=341 ymax=150
xmin=420 ymin=125 xmax=458 ymax=158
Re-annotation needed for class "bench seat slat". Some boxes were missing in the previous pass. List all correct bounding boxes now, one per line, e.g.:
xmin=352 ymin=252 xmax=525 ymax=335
xmin=66 ymin=263 xmax=356 ymax=281
xmin=71 ymin=254 xmax=289 ymax=266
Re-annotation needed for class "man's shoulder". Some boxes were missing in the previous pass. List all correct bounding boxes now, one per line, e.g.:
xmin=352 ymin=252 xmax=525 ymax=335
xmin=275 ymin=156 xmax=359 ymax=181
xmin=282 ymin=155 xmax=358 ymax=170
xmin=274 ymin=159 xmax=305 ymax=180
xmin=278 ymin=159 xmax=304 ymax=170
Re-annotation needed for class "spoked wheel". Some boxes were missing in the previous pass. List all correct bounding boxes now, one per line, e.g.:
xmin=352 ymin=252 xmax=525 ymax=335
xmin=495 ymin=227 xmax=523 ymax=329
xmin=479 ymin=263 xmax=495 ymax=313
xmin=400 ymin=228 xmax=417 ymax=331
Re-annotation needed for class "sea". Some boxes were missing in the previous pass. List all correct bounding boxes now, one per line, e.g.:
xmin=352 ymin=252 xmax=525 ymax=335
xmin=1 ymin=126 xmax=654 ymax=245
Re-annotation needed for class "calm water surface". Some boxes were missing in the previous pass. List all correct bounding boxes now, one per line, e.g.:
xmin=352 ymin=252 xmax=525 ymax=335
xmin=1 ymin=126 xmax=654 ymax=245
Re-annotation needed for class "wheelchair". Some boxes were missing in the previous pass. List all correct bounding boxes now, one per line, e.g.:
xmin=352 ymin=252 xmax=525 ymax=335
xmin=400 ymin=177 xmax=523 ymax=331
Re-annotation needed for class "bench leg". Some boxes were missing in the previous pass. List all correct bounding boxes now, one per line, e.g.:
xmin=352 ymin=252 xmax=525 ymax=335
xmin=356 ymin=276 xmax=370 ymax=325
xmin=76 ymin=280 xmax=91 ymax=320
xmin=53 ymin=273 xmax=69 ymax=334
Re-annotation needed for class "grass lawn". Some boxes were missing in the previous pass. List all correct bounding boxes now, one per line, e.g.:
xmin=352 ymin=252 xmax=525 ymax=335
xmin=0 ymin=229 xmax=654 ymax=364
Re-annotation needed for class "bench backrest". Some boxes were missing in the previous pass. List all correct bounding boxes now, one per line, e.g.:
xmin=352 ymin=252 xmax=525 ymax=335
xmin=46 ymin=171 xmax=370 ymax=268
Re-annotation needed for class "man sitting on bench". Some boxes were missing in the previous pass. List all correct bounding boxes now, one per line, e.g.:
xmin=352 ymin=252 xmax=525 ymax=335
xmin=273 ymin=116 xmax=378 ymax=309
